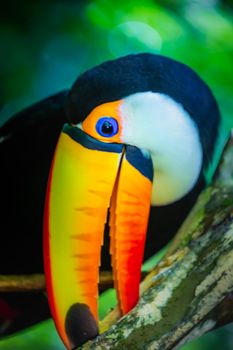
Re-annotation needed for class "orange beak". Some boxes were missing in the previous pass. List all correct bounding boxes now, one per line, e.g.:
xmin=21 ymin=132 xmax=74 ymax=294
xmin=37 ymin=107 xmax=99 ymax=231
xmin=44 ymin=124 xmax=153 ymax=349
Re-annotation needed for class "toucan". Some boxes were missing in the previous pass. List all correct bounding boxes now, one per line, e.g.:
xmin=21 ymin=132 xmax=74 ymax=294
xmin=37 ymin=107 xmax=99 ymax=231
xmin=0 ymin=54 xmax=220 ymax=349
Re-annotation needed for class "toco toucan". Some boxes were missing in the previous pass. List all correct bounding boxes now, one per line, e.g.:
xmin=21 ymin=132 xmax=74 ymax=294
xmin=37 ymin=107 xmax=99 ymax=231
xmin=0 ymin=54 xmax=220 ymax=349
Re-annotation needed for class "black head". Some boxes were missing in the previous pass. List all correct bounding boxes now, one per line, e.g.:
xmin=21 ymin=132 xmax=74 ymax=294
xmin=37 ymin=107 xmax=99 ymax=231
xmin=67 ymin=53 xmax=220 ymax=168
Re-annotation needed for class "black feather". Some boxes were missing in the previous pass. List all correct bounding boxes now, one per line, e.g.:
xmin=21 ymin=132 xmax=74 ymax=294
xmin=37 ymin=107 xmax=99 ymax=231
xmin=68 ymin=53 xmax=220 ymax=167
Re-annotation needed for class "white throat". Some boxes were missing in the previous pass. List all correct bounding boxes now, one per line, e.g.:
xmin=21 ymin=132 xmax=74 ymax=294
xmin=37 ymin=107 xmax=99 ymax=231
xmin=119 ymin=92 xmax=203 ymax=206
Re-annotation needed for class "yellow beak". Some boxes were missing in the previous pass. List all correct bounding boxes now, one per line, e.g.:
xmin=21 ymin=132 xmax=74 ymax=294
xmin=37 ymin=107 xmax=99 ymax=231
xmin=44 ymin=124 xmax=153 ymax=348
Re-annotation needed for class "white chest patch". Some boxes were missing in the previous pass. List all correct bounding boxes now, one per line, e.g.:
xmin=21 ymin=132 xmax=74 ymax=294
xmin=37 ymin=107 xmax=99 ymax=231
xmin=119 ymin=92 xmax=203 ymax=206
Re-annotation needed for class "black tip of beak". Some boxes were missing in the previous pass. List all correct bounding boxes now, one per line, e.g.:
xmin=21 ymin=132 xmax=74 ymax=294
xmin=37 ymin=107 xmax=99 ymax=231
xmin=65 ymin=303 xmax=99 ymax=348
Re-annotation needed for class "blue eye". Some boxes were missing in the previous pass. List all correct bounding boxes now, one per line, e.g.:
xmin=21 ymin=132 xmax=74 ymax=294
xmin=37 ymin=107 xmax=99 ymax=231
xmin=96 ymin=117 xmax=118 ymax=137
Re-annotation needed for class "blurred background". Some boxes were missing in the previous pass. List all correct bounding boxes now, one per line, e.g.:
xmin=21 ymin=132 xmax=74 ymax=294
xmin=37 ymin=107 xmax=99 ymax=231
xmin=0 ymin=0 xmax=232 ymax=349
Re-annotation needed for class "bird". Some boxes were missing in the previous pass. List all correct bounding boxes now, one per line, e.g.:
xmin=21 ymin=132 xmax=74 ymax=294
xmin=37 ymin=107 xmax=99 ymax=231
xmin=0 ymin=53 xmax=220 ymax=349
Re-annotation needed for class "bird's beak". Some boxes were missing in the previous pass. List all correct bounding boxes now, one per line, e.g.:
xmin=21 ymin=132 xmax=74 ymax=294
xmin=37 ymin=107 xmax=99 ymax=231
xmin=44 ymin=124 xmax=153 ymax=349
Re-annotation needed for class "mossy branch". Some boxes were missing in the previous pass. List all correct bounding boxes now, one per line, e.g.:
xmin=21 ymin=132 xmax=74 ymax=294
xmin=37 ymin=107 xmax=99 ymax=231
xmin=79 ymin=130 xmax=233 ymax=350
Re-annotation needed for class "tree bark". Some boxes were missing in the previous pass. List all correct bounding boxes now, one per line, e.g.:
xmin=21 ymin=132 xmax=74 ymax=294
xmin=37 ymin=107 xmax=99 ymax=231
xmin=79 ymin=131 xmax=233 ymax=350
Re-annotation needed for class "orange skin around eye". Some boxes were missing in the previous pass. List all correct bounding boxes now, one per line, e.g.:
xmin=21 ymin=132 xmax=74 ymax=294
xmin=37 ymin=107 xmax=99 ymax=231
xmin=81 ymin=100 xmax=123 ymax=143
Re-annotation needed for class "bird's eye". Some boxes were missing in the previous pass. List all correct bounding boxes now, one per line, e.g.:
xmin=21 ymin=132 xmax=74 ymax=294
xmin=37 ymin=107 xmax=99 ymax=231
xmin=96 ymin=117 xmax=118 ymax=137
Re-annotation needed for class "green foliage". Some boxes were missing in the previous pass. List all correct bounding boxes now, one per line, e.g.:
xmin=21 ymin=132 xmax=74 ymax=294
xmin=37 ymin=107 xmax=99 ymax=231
xmin=0 ymin=319 xmax=64 ymax=350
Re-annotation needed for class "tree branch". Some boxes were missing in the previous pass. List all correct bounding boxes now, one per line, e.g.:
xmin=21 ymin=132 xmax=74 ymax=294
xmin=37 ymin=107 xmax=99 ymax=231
xmin=79 ymin=131 xmax=233 ymax=350
xmin=0 ymin=274 xmax=45 ymax=292
xmin=0 ymin=271 xmax=148 ymax=293
xmin=0 ymin=271 xmax=120 ymax=293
